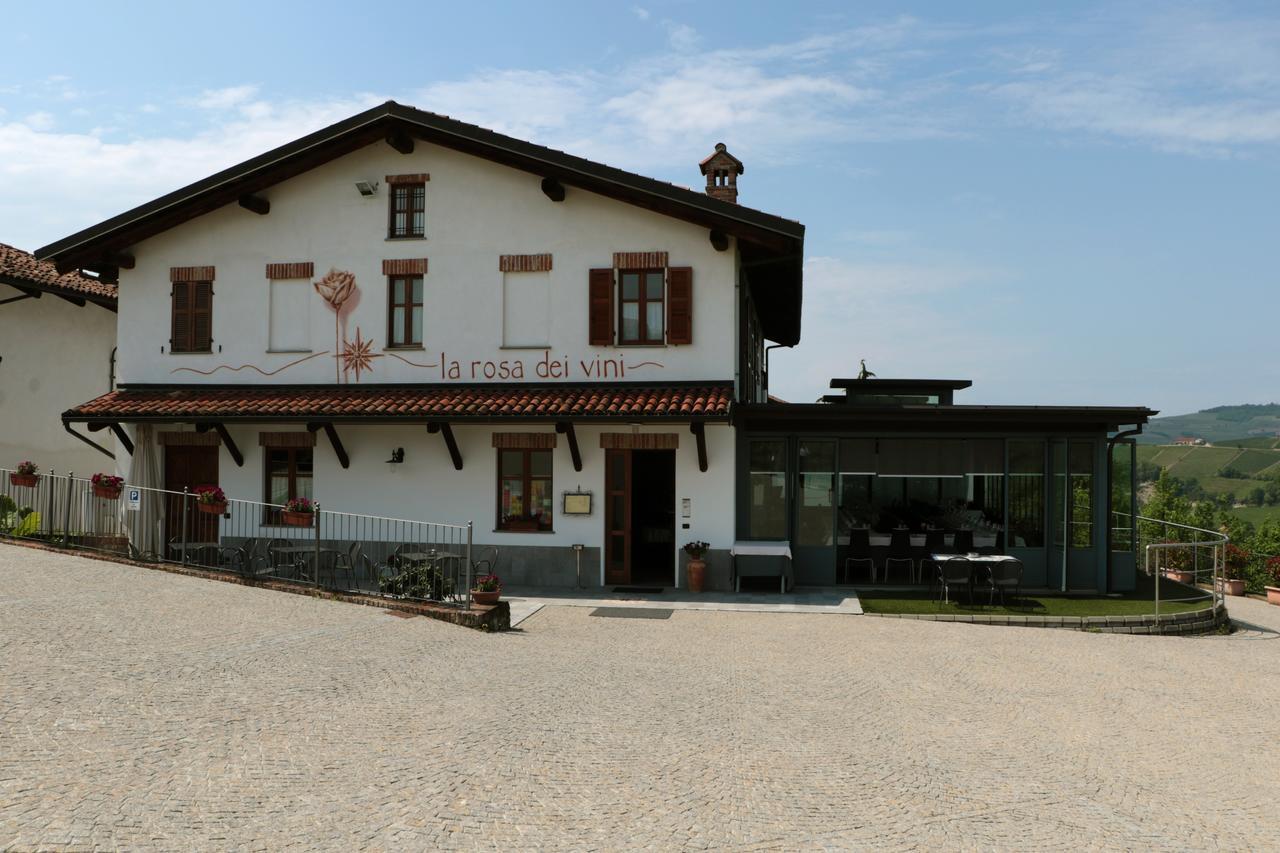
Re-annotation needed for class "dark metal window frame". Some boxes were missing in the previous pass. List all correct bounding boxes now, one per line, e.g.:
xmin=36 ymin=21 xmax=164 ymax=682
xmin=496 ymin=448 xmax=553 ymax=532
xmin=616 ymin=267 xmax=664 ymax=345
xmin=386 ymin=274 xmax=424 ymax=347
xmin=388 ymin=182 xmax=426 ymax=238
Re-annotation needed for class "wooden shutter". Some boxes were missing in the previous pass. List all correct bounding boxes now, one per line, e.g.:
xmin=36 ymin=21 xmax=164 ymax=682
xmin=193 ymin=280 xmax=213 ymax=351
xmin=171 ymin=281 xmax=192 ymax=351
xmin=588 ymin=268 xmax=614 ymax=346
xmin=667 ymin=267 xmax=692 ymax=345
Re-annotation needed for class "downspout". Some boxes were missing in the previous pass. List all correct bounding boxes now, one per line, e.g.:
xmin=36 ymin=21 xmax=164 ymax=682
xmin=108 ymin=346 xmax=117 ymax=391
xmin=1105 ymin=426 xmax=1144 ymax=592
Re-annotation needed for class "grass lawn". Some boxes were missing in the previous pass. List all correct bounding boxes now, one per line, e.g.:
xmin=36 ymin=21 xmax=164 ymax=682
xmin=858 ymin=575 xmax=1211 ymax=617
xmin=1226 ymin=504 xmax=1280 ymax=527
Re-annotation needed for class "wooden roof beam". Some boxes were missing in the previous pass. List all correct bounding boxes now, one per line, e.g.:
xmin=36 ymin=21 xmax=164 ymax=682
xmin=386 ymin=129 xmax=414 ymax=155
xmin=427 ymin=421 xmax=463 ymax=470
xmin=308 ymin=422 xmax=350 ymax=469
xmin=238 ymin=194 xmax=270 ymax=215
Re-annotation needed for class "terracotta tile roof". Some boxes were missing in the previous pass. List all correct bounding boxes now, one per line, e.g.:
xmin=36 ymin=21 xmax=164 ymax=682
xmin=65 ymin=384 xmax=734 ymax=422
xmin=0 ymin=243 xmax=117 ymax=303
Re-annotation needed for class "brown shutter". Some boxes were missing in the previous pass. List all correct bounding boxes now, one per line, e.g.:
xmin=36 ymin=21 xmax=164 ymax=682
xmin=667 ymin=267 xmax=692 ymax=344
xmin=171 ymin=281 xmax=191 ymax=351
xmin=192 ymin=280 xmax=213 ymax=351
xmin=588 ymin=268 xmax=614 ymax=346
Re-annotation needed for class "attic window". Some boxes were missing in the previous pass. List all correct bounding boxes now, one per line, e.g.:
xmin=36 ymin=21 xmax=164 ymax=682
xmin=387 ymin=174 xmax=427 ymax=239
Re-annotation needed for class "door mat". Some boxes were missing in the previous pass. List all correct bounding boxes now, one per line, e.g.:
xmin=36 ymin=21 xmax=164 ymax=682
xmin=591 ymin=607 xmax=673 ymax=619
xmin=612 ymin=586 xmax=664 ymax=594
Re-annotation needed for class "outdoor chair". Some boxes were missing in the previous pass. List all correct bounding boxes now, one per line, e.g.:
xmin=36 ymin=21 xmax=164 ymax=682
xmin=953 ymin=529 xmax=975 ymax=554
xmin=266 ymin=538 xmax=297 ymax=578
xmin=919 ymin=529 xmax=949 ymax=589
xmin=843 ymin=528 xmax=875 ymax=583
xmin=471 ymin=545 xmax=499 ymax=577
xmin=331 ymin=542 xmax=378 ymax=592
xmin=883 ymin=530 xmax=915 ymax=585
xmin=987 ymin=558 xmax=1024 ymax=606
xmin=219 ymin=537 xmax=257 ymax=574
xmin=937 ymin=556 xmax=972 ymax=605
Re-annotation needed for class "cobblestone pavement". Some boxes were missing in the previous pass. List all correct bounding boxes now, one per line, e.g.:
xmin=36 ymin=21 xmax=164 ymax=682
xmin=3 ymin=544 xmax=1280 ymax=850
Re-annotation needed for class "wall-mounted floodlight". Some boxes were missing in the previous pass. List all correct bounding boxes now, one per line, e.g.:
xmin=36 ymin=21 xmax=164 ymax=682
xmin=355 ymin=180 xmax=379 ymax=197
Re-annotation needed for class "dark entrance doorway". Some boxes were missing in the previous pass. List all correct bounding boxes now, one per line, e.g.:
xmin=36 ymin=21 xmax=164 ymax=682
xmin=604 ymin=448 xmax=676 ymax=586
xmin=163 ymin=444 xmax=219 ymax=547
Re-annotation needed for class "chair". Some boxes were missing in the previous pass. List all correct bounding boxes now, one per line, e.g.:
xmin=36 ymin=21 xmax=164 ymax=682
xmin=471 ymin=545 xmax=499 ymax=577
xmin=919 ymin=529 xmax=949 ymax=587
xmin=883 ymin=530 xmax=915 ymax=585
xmin=219 ymin=537 xmax=256 ymax=574
xmin=266 ymin=538 xmax=296 ymax=578
xmin=953 ymin=529 xmax=975 ymax=554
xmin=937 ymin=556 xmax=972 ymax=605
xmin=843 ymin=529 xmax=875 ymax=584
xmin=987 ymin=558 xmax=1024 ymax=606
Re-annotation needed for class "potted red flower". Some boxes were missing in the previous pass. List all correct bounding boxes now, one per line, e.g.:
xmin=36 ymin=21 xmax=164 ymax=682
xmin=91 ymin=472 xmax=124 ymax=499
xmin=9 ymin=461 xmax=39 ymax=488
xmin=1265 ymin=556 xmax=1280 ymax=606
xmin=1219 ymin=544 xmax=1248 ymax=597
xmin=194 ymin=485 xmax=227 ymax=515
xmin=471 ymin=573 xmax=502 ymax=605
xmin=1160 ymin=547 xmax=1194 ymax=585
xmin=281 ymin=496 xmax=315 ymax=527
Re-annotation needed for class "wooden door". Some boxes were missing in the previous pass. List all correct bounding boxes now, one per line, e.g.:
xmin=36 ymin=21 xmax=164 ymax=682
xmin=604 ymin=449 xmax=631 ymax=585
xmin=163 ymin=445 xmax=219 ymax=546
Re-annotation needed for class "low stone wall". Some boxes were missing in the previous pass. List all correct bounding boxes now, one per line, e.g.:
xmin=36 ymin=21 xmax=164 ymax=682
xmin=866 ymin=604 xmax=1229 ymax=636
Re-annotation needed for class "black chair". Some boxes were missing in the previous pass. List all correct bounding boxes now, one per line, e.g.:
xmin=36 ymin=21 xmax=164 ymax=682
xmin=988 ymin=558 xmax=1024 ymax=606
xmin=920 ymin=529 xmax=949 ymax=588
xmin=953 ymin=529 xmax=975 ymax=554
xmin=938 ymin=556 xmax=972 ymax=605
xmin=843 ymin=529 xmax=875 ymax=583
xmin=883 ymin=530 xmax=915 ymax=584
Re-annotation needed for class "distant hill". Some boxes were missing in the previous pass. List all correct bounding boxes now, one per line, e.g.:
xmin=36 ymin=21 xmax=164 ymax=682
xmin=1138 ymin=403 xmax=1280 ymax=445
xmin=1136 ymin=442 xmax=1280 ymax=527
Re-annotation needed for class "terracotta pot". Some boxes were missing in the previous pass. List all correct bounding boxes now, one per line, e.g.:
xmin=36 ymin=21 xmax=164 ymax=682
xmin=1217 ymin=578 xmax=1246 ymax=596
xmin=197 ymin=501 xmax=227 ymax=515
xmin=1163 ymin=570 xmax=1194 ymax=585
xmin=471 ymin=589 xmax=500 ymax=605
xmin=92 ymin=484 xmax=122 ymax=499
xmin=9 ymin=473 xmax=38 ymax=488
xmin=1266 ymin=586 xmax=1280 ymax=606
xmin=281 ymin=510 xmax=314 ymax=527
xmin=686 ymin=558 xmax=706 ymax=593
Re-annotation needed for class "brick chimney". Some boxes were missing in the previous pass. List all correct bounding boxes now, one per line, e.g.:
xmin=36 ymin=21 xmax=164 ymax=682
xmin=699 ymin=142 xmax=744 ymax=204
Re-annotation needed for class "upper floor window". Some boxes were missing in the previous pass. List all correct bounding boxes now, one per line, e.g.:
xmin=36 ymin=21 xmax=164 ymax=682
xmin=387 ymin=275 xmax=424 ymax=347
xmin=619 ymin=269 xmax=664 ymax=345
xmin=169 ymin=268 xmax=214 ymax=353
xmin=388 ymin=181 xmax=425 ymax=238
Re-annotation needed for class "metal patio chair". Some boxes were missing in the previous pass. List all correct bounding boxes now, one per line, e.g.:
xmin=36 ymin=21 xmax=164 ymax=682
xmin=937 ymin=556 xmax=972 ymax=606
xmin=843 ymin=528 xmax=875 ymax=583
xmin=987 ymin=558 xmax=1024 ymax=607
xmin=918 ymin=529 xmax=949 ymax=589
xmin=883 ymin=530 xmax=915 ymax=585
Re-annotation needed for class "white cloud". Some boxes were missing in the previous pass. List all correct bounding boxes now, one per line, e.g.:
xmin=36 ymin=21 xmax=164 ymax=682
xmin=413 ymin=70 xmax=592 ymax=140
xmin=22 ymin=111 xmax=55 ymax=131
xmin=663 ymin=21 xmax=700 ymax=53
xmin=194 ymin=84 xmax=260 ymax=111
xmin=631 ymin=6 xmax=649 ymax=21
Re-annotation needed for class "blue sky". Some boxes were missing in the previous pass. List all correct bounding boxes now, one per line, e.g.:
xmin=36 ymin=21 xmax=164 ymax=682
xmin=2 ymin=1 xmax=1277 ymax=417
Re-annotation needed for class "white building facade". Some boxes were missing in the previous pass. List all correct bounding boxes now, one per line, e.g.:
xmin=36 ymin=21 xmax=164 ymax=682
xmin=40 ymin=102 xmax=804 ymax=590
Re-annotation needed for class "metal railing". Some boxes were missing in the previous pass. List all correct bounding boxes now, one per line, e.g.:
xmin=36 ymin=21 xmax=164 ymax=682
xmin=1117 ymin=511 xmax=1228 ymax=623
xmin=1 ymin=468 xmax=477 ymax=609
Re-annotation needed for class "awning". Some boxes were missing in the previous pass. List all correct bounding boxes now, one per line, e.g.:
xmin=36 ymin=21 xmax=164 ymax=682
xmin=63 ymin=383 xmax=734 ymax=424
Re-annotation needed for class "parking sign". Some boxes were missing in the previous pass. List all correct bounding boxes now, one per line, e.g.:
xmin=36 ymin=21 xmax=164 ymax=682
xmin=126 ymin=489 xmax=141 ymax=511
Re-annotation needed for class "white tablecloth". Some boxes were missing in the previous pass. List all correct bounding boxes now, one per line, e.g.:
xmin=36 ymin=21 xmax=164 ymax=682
xmin=730 ymin=541 xmax=793 ymax=559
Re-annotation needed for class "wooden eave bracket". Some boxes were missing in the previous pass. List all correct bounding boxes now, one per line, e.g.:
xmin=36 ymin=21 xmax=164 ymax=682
xmin=109 ymin=423 xmax=134 ymax=456
xmin=690 ymin=422 xmax=708 ymax=472
xmin=540 ymin=177 xmax=566 ymax=202
xmin=238 ymin=194 xmax=270 ymax=215
xmin=308 ymin=422 xmax=350 ymax=469
xmin=63 ymin=422 xmax=115 ymax=461
xmin=196 ymin=422 xmax=244 ymax=467
xmin=709 ymin=229 xmax=729 ymax=251
xmin=556 ymin=421 xmax=582 ymax=471
xmin=386 ymin=129 xmax=415 ymax=155
xmin=427 ymin=421 xmax=463 ymax=470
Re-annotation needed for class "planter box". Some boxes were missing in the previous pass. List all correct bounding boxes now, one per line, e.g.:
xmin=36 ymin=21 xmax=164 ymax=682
xmin=92 ymin=484 xmax=122 ymax=500
xmin=281 ymin=510 xmax=314 ymax=527
xmin=1267 ymin=586 xmax=1280 ymax=606
xmin=197 ymin=501 xmax=227 ymax=515
xmin=9 ymin=473 xmax=38 ymax=488
xmin=502 ymin=520 xmax=542 ymax=532
xmin=1162 ymin=569 xmax=1194 ymax=584
xmin=1217 ymin=578 xmax=1246 ymax=596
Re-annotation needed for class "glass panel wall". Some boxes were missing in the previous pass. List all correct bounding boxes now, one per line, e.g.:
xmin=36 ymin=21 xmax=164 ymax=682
xmin=1069 ymin=441 xmax=1094 ymax=548
xmin=1111 ymin=441 xmax=1135 ymax=552
xmin=747 ymin=439 xmax=787 ymax=539
xmin=1008 ymin=440 xmax=1045 ymax=548
xmin=796 ymin=441 xmax=835 ymax=546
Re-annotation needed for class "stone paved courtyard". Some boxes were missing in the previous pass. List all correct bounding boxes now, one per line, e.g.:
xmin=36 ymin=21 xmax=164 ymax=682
xmin=3 ymin=543 xmax=1280 ymax=850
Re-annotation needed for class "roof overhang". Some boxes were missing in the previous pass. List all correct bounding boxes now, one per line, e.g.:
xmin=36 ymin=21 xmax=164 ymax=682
xmin=34 ymin=101 xmax=804 ymax=344
xmin=735 ymin=402 xmax=1157 ymax=435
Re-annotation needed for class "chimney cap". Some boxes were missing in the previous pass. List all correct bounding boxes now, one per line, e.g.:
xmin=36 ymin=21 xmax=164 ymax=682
xmin=699 ymin=142 xmax=744 ymax=175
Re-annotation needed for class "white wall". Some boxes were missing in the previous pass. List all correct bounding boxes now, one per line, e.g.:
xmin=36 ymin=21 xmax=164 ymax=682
xmin=207 ymin=421 xmax=734 ymax=584
xmin=0 ymin=284 xmax=117 ymax=475
xmin=117 ymin=140 xmax=739 ymax=386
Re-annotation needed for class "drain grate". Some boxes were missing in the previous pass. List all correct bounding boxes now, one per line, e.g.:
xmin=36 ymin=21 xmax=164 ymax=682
xmin=612 ymin=586 xmax=664 ymax=594
xmin=591 ymin=607 xmax=673 ymax=619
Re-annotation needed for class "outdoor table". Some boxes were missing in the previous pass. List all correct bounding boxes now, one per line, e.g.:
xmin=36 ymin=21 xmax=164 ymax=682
xmin=729 ymin=541 xmax=793 ymax=593
xmin=268 ymin=545 xmax=343 ymax=583
xmin=930 ymin=553 xmax=1018 ymax=600
xmin=169 ymin=541 xmax=219 ymax=565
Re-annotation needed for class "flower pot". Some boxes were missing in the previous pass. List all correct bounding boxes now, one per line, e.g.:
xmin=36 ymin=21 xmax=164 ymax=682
xmin=471 ymin=589 xmax=500 ymax=605
xmin=92 ymin=484 xmax=122 ymax=499
xmin=1217 ymin=578 xmax=1246 ymax=596
xmin=1266 ymin=586 xmax=1280 ymax=606
xmin=686 ymin=558 xmax=706 ymax=593
xmin=197 ymin=501 xmax=227 ymax=515
xmin=1163 ymin=569 xmax=1194 ymax=585
xmin=9 ymin=473 xmax=38 ymax=488
xmin=281 ymin=510 xmax=314 ymax=527
xmin=503 ymin=519 xmax=541 ymax=532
